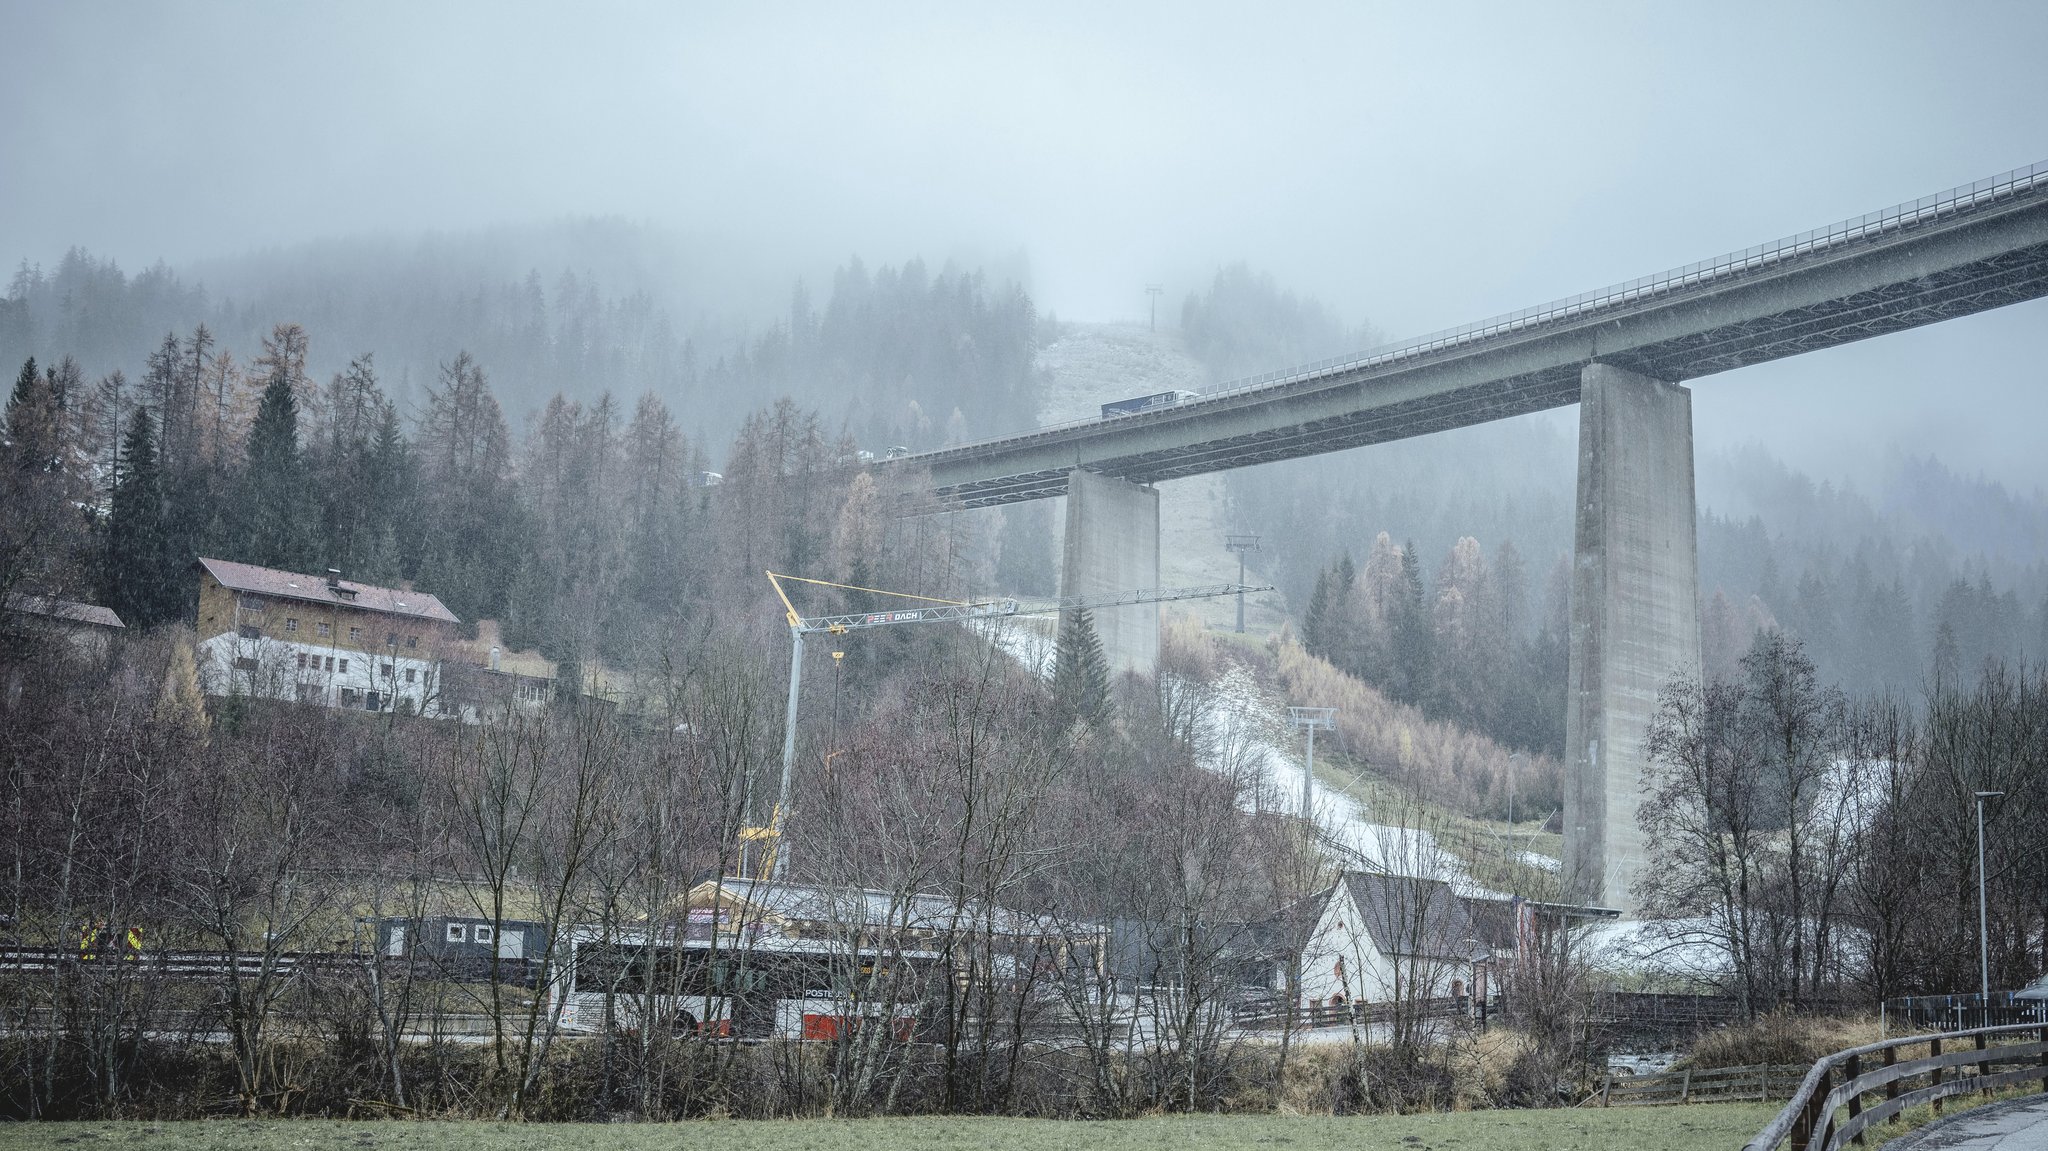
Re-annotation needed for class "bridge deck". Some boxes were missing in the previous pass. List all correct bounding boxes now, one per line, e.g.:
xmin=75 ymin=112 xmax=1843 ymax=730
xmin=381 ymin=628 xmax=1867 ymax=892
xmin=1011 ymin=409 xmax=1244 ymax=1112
xmin=901 ymin=161 xmax=2048 ymax=507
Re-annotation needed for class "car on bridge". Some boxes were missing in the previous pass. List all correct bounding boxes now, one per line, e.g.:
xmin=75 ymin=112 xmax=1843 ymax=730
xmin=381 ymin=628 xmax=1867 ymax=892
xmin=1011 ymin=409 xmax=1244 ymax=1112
xmin=1100 ymin=390 xmax=1200 ymax=419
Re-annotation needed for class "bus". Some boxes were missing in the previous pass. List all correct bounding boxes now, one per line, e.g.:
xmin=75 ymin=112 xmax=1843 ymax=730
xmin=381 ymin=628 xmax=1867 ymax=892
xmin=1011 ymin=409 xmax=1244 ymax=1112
xmin=550 ymin=881 xmax=966 ymax=1039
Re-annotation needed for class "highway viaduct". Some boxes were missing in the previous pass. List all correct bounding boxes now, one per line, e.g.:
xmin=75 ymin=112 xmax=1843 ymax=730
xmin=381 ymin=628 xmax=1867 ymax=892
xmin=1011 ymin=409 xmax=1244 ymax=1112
xmin=888 ymin=161 xmax=2048 ymax=912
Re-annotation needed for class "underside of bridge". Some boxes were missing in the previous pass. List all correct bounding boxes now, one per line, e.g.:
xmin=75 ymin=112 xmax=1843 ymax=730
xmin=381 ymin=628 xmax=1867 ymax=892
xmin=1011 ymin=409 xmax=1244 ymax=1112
xmin=913 ymin=168 xmax=2048 ymax=509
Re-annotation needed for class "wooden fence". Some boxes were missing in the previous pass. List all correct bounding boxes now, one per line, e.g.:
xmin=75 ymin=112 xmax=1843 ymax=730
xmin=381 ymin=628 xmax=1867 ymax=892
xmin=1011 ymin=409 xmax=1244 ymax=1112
xmin=1744 ymin=1022 xmax=2048 ymax=1151
xmin=1231 ymin=997 xmax=1469 ymax=1031
xmin=1595 ymin=1063 xmax=1808 ymax=1106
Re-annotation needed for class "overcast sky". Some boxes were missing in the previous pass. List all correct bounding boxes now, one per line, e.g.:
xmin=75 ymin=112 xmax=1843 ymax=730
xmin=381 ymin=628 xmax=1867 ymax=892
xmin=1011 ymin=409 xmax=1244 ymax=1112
xmin=4 ymin=0 xmax=2045 ymax=487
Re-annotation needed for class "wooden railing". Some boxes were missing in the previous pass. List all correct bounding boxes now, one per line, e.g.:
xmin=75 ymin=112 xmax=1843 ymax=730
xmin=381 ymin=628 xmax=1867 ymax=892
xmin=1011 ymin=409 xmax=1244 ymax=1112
xmin=1595 ymin=1063 xmax=1807 ymax=1106
xmin=1744 ymin=1023 xmax=2048 ymax=1151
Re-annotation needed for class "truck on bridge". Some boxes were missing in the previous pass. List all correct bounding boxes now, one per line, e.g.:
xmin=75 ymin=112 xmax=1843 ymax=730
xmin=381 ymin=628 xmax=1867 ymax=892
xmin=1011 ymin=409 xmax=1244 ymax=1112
xmin=1100 ymin=390 xmax=1200 ymax=419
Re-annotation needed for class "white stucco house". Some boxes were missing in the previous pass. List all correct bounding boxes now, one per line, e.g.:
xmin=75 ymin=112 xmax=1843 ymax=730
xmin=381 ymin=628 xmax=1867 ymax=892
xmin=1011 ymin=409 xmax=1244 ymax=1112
xmin=1296 ymin=871 xmax=1489 ymax=1009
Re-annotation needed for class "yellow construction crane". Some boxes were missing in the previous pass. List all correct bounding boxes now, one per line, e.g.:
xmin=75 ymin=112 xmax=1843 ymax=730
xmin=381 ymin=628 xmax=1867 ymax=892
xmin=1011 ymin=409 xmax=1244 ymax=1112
xmin=749 ymin=570 xmax=1273 ymax=878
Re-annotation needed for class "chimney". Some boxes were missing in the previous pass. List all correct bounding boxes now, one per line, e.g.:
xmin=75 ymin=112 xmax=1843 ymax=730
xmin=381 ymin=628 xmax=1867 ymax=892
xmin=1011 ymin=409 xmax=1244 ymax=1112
xmin=327 ymin=568 xmax=343 ymax=590
xmin=490 ymin=646 xmax=501 ymax=672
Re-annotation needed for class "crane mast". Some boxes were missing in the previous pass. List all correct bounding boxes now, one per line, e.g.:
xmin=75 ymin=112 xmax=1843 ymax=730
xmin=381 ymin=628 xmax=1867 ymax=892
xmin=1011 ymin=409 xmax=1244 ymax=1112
xmin=752 ymin=570 xmax=1273 ymax=878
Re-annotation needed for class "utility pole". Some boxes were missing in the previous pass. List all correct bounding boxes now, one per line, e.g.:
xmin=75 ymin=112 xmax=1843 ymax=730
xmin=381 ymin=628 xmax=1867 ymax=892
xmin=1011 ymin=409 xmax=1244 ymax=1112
xmin=1225 ymin=533 xmax=1261 ymax=634
xmin=1288 ymin=707 xmax=1336 ymax=819
xmin=1145 ymin=284 xmax=1163 ymax=332
xmin=1505 ymin=751 xmax=1524 ymax=871
xmin=1976 ymin=790 xmax=2004 ymax=1012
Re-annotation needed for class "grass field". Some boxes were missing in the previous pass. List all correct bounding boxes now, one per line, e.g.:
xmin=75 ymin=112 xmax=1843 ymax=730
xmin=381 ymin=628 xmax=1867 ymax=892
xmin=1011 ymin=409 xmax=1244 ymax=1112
xmin=0 ymin=1105 xmax=1781 ymax=1151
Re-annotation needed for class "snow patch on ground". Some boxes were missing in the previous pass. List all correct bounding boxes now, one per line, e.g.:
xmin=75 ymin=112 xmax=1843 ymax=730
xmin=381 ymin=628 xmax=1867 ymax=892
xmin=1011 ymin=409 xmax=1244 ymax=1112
xmin=1197 ymin=664 xmax=1508 ymax=899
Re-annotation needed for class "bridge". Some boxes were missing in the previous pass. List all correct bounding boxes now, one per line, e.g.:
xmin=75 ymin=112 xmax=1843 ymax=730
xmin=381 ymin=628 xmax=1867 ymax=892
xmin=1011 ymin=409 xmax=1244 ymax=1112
xmin=890 ymin=160 xmax=2048 ymax=915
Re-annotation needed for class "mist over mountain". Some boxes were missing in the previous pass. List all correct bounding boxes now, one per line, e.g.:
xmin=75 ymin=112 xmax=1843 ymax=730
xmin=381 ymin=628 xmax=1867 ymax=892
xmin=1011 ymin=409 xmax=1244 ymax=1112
xmin=1 ymin=223 xmax=1041 ymax=450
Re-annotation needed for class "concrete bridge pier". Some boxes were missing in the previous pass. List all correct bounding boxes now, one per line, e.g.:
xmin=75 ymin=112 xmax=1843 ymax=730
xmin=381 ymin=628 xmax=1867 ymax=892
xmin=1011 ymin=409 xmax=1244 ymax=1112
xmin=1061 ymin=468 xmax=1160 ymax=676
xmin=1563 ymin=363 xmax=1702 ymax=914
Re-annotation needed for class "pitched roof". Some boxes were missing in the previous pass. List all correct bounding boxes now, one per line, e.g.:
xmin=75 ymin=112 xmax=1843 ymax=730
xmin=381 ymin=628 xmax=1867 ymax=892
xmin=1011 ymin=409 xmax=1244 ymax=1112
xmin=196 ymin=557 xmax=460 ymax=624
xmin=1335 ymin=872 xmax=1487 ymax=962
xmin=691 ymin=878 xmax=1044 ymax=937
xmin=5 ymin=593 xmax=124 ymax=629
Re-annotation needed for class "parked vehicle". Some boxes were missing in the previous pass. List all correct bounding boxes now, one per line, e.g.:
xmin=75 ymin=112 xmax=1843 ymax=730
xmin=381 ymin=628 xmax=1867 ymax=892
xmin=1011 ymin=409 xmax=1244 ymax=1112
xmin=883 ymin=445 xmax=911 ymax=460
xmin=1101 ymin=390 xmax=1200 ymax=419
xmin=693 ymin=471 xmax=723 ymax=487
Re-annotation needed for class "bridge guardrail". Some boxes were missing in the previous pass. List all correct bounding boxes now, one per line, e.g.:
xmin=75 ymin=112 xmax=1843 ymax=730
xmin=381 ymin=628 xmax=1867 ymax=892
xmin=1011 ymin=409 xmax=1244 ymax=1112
xmin=911 ymin=158 xmax=2048 ymax=464
xmin=1743 ymin=1022 xmax=2048 ymax=1151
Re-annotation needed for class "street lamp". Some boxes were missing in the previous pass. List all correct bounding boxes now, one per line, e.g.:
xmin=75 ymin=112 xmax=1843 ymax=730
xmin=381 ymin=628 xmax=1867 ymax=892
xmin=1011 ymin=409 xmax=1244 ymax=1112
xmin=1975 ymin=790 xmax=2004 ymax=1009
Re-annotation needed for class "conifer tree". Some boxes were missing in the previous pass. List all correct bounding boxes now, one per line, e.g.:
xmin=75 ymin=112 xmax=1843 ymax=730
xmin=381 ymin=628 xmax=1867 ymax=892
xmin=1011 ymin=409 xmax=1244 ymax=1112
xmin=1053 ymin=607 xmax=1113 ymax=729
xmin=1301 ymin=568 xmax=1333 ymax=657
xmin=238 ymin=368 xmax=312 ymax=570
xmin=1389 ymin=539 xmax=1434 ymax=706
xmin=103 ymin=408 xmax=178 ymax=625
xmin=5 ymin=357 xmax=62 ymax=473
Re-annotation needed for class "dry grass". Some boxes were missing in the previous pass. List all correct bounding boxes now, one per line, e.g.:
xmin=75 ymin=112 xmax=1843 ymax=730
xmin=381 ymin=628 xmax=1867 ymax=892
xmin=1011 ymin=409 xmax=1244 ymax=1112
xmin=1678 ymin=1012 xmax=1883 ymax=1071
xmin=1268 ymin=638 xmax=1557 ymax=821
xmin=0 ymin=1107 xmax=1786 ymax=1151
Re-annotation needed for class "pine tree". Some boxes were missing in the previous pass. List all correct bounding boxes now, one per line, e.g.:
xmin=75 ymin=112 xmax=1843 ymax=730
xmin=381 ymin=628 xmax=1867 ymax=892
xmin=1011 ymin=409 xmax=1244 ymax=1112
xmin=1052 ymin=607 xmax=1113 ymax=729
xmin=103 ymin=408 xmax=177 ymax=625
xmin=238 ymin=368 xmax=312 ymax=570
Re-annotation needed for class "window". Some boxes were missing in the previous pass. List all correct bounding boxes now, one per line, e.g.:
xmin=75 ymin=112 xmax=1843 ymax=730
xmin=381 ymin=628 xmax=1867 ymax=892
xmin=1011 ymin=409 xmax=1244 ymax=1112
xmin=238 ymin=625 xmax=260 ymax=640
xmin=237 ymin=593 xmax=265 ymax=612
xmin=382 ymin=663 xmax=394 ymax=680
xmin=387 ymin=631 xmax=398 ymax=646
xmin=446 ymin=923 xmax=467 ymax=943
xmin=338 ymin=687 xmax=360 ymax=708
xmin=233 ymin=655 xmax=258 ymax=671
xmin=284 ymin=617 xmax=298 ymax=632
xmin=405 ymin=668 xmax=417 ymax=684
xmin=338 ymin=658 xmax=349 ymax=674
xmin=348 ymin=627 xmax=362 ymax=643
xmin=295 ymin=653 xmax=306 ymax=670
xmin=474 ymin=924 xmax=495 ymax=945
xmin=316 ymin=621 xmax=330 ymax=638
xmin=324 ymin=655 xmax=335 ymax=671
xmin=406 ymin=635 xmax=418 ymax=648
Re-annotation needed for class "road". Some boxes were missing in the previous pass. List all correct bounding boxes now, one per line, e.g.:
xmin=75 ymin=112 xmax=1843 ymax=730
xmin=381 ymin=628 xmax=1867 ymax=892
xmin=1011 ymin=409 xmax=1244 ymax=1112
xmin=1891 ymin=1094 xmax=2048 ymax=1150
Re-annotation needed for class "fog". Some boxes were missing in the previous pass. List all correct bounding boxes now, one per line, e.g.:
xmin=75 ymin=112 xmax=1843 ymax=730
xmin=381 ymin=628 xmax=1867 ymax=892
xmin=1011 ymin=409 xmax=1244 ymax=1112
xmin=4 ymin=0 xmax=2045 ymax=485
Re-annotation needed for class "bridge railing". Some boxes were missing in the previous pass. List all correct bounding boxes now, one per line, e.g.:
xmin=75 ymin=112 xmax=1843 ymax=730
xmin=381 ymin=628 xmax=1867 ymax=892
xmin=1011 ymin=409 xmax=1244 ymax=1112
xmin=914 ymin=158 xmax=2048 ymax=463
xmin=1743 ymin=1022 xmax=2048 ymax=1151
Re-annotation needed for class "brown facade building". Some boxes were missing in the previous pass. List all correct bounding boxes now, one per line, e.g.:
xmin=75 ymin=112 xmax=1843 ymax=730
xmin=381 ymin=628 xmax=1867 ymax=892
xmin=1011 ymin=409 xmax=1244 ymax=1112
xmin=194 ymin=558 xmax=460 ymax=716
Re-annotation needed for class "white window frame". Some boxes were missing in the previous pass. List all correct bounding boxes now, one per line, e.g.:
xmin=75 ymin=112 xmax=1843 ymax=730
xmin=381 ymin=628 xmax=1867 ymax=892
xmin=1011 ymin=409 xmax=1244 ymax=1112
xmin=446 ymin=923 xmax=467 ymax=943
xmin=475 ymin=924 xmax=495 ymax=945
